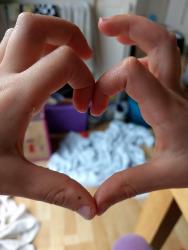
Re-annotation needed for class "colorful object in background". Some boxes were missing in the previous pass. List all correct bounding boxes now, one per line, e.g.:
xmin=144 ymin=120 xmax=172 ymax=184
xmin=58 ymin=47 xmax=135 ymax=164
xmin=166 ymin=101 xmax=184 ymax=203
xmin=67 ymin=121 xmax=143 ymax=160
xmin=45 ymin=104 xmax=88 ymax=134
xmin=34 ymin=4 xmax=59 ymax=17
xmin=113 ymin=102 xmax=128 ymax=121
xmin=19 ymin=3 xmax=59 ymax=17
xmin=128 ymin=97 xmax=149 ymax=127
xmin=113 ymin=234 xmax=152 ymax=250
xmin=19 ymin=4 xmax=35 ymax=13
xmin=148 ymin=13 xmax=157 ymax=22
xmin=80 ymin=131 xmax=89 ymax=138
xmin=24 ymin=111 xmax=51 ymax=162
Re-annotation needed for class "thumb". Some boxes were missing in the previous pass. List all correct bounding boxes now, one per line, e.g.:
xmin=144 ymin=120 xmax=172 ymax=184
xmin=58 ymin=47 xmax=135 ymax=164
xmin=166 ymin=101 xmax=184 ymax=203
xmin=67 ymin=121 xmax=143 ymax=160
xmin=95 ymin=161 xmax=163 ymax=215
xmin=26 ymin=162 xmax=97 ymax=220
xmin=1 ymin=156 xmax=96 ymax=220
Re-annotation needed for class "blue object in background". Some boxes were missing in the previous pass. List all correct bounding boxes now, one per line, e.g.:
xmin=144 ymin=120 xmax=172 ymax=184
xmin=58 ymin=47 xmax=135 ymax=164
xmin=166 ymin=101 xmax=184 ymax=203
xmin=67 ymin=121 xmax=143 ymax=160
xmin=148 ymin=13 xmax=157 ymax=22
xmin=127 ymin=97 xmax=149 ymax=127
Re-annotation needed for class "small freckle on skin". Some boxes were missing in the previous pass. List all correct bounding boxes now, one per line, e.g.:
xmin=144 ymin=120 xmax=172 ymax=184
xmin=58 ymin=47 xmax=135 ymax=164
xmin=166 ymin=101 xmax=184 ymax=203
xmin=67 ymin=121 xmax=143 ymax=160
xmin=78 ymin=196 xmax=82 ymax=200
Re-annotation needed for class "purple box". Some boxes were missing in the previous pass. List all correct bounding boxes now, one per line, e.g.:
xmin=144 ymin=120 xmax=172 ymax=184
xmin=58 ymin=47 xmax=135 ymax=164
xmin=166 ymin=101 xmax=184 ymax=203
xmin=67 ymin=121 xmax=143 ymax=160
xmin=45 ymin=104 xmax=88 ymax=133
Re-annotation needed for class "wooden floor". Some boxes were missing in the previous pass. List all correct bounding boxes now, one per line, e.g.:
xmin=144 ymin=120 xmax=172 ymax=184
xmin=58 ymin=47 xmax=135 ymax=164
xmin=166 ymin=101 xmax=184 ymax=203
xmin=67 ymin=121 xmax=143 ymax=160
xmin=16 ymin=194 xmax=188 ymax=250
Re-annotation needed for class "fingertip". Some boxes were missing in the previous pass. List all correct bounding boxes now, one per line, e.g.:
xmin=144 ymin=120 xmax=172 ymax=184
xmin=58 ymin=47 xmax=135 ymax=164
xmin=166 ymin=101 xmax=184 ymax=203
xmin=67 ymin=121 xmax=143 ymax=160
xmin=73 ymin=102 xmax=88 ymax=113
xmin=90 ymin=103 xmax=107 ymax=117
xmin=94 ymin=191 xmax=109 ymax=216
xmin=77 ymin=192 xmax=97 ymax=220
xmin=99 ymin=17 xmax=111 ymax=24
xmin=77 ymin=204 xmax=96 ymax=220
xmin=98 ymin=17 xmax=105 ymax=25
xmin=98 ymin=17 xmax=111 ymax=31
xmin=91 ymin=91 xmax=109 ymax=117
xmin=90 ymin=103 xmax=105 ymax=116
xmin=73 ymin=87 xmax=93 ymax=113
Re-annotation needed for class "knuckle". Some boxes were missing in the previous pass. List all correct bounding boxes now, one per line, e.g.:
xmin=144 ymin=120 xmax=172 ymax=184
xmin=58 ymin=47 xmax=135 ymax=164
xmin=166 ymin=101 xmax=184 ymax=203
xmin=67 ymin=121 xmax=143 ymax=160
xmin=121 ymin=180 xmax=138 ymax=199
xmin=116 ymin=172 xmax=138 ymax=199
xmin=43 ymin=187 xmax=69 ymax=207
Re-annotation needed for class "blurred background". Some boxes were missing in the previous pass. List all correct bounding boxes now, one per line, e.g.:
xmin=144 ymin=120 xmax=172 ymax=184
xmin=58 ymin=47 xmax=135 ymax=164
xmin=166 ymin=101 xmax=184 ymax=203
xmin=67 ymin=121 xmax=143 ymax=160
xmin=0 ymin=1 xmax=188 ymax=250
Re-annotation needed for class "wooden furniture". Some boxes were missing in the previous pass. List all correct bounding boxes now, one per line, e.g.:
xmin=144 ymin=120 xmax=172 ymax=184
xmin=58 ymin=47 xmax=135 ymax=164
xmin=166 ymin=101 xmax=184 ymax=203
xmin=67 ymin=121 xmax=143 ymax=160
xmin=16 ymin=194 xmax=142 ymax=250
xmin=15 ymin=189 xmax=188 ymax=250
xmin=135 ymin=189 xmax=188 ymax=250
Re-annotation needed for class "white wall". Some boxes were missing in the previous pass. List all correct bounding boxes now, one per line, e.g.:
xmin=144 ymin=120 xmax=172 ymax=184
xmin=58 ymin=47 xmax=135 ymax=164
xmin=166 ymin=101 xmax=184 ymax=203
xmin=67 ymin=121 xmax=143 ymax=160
xmin=18 ymin=0 xmax=172 ymax=77
xmin=95 ymin=0 xmax=134 ymax=78
xmin=20 ymin=0 xmax=134 ymax=77
xmin=135 ymin=0 xmax=169 ymax=23
xmin=147 ymin=0 xmax=169 ymax=23
xmin=95 ymin=0 xmax=170 ymax=78
xmin=165 ymin=0 xmax=188 ymax=41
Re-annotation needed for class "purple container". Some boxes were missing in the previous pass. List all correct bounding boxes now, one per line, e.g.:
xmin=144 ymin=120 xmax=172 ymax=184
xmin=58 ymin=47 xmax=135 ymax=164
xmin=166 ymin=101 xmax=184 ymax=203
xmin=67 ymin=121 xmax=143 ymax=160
xmin=45 ymin=104 xmax=88 ymax=133
xmin=113 ymin=234 xmax=152 ymax=250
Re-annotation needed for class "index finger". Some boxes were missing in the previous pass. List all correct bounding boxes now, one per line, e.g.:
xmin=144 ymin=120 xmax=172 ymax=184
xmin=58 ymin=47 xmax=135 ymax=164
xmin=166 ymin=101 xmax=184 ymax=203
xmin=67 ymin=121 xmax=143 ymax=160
xmin=99 ymin=14 xmax=172 ymax=53
xmin=2 ymin=13 xmax=92 ymax=72
xmin=98 ymin=15 xmax=181 ymax=91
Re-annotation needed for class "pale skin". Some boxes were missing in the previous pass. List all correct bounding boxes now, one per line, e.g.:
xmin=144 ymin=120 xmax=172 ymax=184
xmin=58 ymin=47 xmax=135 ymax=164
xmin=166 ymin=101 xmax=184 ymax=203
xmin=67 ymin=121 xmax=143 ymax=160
xmin=0 ymin=13 xmax=188 ymax=220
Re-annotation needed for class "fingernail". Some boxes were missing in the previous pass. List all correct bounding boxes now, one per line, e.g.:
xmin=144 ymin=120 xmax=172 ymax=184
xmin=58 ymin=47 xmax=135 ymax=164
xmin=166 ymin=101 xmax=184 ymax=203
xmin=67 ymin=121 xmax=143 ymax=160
xmin=77 ymin=206 xmax=91 ymax=220
xmin=99 ymin=17 xmax=110 ymax=22
xmin=90 ymin=108 xmax=102 ymax=117
xmin=79 ymin=110 xmax=87 ymax=114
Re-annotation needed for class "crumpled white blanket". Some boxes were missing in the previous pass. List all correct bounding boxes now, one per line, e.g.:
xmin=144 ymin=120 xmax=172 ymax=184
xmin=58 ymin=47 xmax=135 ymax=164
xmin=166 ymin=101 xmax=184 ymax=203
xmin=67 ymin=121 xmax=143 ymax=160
xmin=0 ymin=196 xmax=39 ymax=250
xmin=48 ymin=121 xmax=154 ymax=187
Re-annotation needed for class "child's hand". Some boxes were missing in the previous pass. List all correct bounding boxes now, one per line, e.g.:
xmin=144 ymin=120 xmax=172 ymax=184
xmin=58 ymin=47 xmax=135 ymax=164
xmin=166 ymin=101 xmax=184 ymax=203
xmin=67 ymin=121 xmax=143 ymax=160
xmin=93 ymin=15 xmax=188 ymax=215
xmin=0 ymin=13 xmax=96 ymax=220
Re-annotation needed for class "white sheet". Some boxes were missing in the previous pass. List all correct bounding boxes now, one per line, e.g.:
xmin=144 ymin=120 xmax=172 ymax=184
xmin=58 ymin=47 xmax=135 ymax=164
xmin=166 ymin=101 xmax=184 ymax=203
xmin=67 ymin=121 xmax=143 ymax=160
xmin=0 ymin=196 xmax=39 ymax=250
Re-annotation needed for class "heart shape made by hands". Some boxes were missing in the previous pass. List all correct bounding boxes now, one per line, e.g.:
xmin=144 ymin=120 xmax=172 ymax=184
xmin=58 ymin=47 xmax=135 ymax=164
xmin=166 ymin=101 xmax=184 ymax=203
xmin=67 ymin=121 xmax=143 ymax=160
xmin=0 ymin=13 xmax=187 ymax=220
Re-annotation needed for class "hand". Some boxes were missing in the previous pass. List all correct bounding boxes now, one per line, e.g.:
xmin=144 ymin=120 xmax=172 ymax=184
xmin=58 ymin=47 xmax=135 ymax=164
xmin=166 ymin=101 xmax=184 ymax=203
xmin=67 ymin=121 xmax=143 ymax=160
xmin=93 ymin=14 xmax=188 ymax=215
xmin=0 ymin=13 xmax=96 ymax=220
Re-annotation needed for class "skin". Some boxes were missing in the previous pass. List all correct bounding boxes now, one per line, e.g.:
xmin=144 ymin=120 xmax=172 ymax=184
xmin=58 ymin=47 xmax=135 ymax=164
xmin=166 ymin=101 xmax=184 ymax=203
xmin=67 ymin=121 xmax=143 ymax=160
xmin=0 ymin=12 xmax=188 ymax=219
xmin=0 ymin=13 xmax=97 ymax=220
xmin=93 ymin=15 xmax=188 ymax=215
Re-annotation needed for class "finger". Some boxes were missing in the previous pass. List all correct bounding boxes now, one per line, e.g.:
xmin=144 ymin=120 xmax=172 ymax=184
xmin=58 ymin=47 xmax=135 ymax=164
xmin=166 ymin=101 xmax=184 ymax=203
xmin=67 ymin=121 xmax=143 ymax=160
xmin=138 ymin=57 xmax=149 ymax=69
xmin=42 ymin=44 xmax=58 ymax=56
xmin=117 ymin=34 xmax=135 ymax=45
xmin=98 ymin=15 xmax=167 ymax=52
xmin=91 ymin=57 xmax=172 ymax=126
xmin=98 ymin=15 xmax=181 ymax=91
xmin=73 ymin=87 xmax=94 ymax=113
xmin=95 ymin=149 xmax=188 ymax=215
xmin=1 ymin=157 xmax=96 ymax=220
xmin=94 ymin=162 xmax=161 ymax=215
xmin=90 ymin=90 xmax=109 ymax=117
xmin=20 ymin=46 xmax=95 ymax=113
xmin=2 ymin=13 xmax=92 ymax=72
xmin=0 ymin=28 xmax=14 ymax=63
